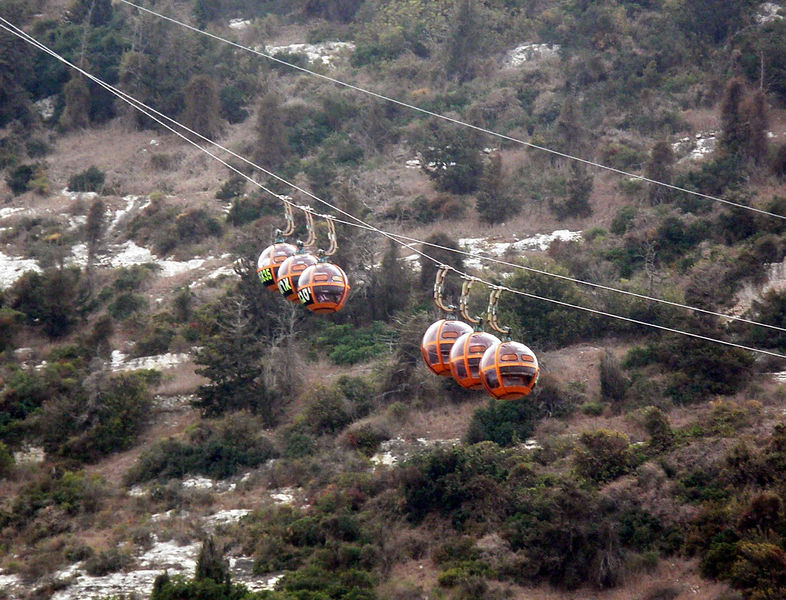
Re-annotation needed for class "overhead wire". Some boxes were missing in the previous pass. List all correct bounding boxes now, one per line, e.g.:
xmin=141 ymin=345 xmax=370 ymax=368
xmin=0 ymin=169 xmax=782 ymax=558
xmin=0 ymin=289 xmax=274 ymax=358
xmin=3 ymin=18 xmax=785 ymax=360
xmin=116 ymin=0 xmax=786 ymax=222
xmin=5 ymin=17 xmax=780 ymax=337
xmin=12 ymin=11 xmax=785 ymax=336
xmin=29 ymin=14 xmax=786 ymax=338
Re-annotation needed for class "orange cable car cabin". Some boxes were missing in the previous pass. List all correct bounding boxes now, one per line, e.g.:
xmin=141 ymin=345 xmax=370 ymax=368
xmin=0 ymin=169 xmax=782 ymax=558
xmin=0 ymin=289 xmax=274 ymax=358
xmin=257 ymin=242 xmax=297 ymax=290
xmin=277 ymin=252 xmax=318 ymax=302
xmin=448 ymin=330 xmax=501 ymax=390
xmin=297 ymin=261 xmax=351 ymax=313
xmin=480 ymin=340 xmax=539 ymax=400
xmin=421 ymin=318 xmax=474 ymax=376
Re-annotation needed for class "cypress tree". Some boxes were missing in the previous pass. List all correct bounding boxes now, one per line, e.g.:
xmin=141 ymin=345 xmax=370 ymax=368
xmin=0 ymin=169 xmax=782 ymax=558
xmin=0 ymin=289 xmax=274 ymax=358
xmin=182 ymin=75 xmax=222 ymax=139
xmin=719 ymin=77 xmax=747 ymax=156
xmin=60 ymin=75 xmax=91 ymax=130
xmin=741 ymin=88 xmax=769 ymax=164
xmin=644 ymin=140 xmax=675 ymax=205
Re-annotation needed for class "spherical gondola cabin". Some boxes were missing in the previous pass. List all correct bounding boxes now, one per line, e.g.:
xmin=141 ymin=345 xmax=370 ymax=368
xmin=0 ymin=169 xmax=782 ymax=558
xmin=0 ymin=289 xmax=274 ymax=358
xmin=421 ymin=319 xmax=474 ymax=376
xmin=277 ymin=252 xmax=318 ymax=302
xmin=480 ymin=340 xmax=539 ymax=400
xmin=297 ymin=261 xmax=351 ymax=313
xmin=448 ymin=331 xmax=501 ymax=390
xmin=257 ymin=242 xmax=297 ymax=290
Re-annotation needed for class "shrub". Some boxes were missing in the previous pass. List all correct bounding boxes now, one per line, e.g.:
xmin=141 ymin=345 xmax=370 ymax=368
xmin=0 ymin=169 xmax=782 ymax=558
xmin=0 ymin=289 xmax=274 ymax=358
xmin=84 ymin=548 xmax=132 ymax=576
xmin=642 ymin=407 xmax=674 ymax=452
xmin=67 ymin=166 xmax=105 ymax=193
xmin=215 ymin=175 xmax=246 ymax=201
xmin=610 ymin=206 xmax=636 ymax=235
xmin=465 ymin=399 xmax=539 ymax=447
xmin=573 ymin=430 xmax=634 ymax=484
xmin=108 ymin=292 xmax=148 ymax=320
xmin=126 ymin=414 xmax=276 ymax=483
xmin=6 ymin=163 xmax=35 ymax=195
xmin=311 ymin=322 xmax=393 ymax=366
xmin=38 ymin=371 xmax=155 ymax=461
xmin=0 ymin=442 xmax=14 ymax=478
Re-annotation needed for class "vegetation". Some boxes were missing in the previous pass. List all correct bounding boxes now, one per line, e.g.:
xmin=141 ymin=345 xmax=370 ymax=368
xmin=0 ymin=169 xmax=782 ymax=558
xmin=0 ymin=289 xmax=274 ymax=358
xmin=2 ymin=1 xmax=786 ymax=598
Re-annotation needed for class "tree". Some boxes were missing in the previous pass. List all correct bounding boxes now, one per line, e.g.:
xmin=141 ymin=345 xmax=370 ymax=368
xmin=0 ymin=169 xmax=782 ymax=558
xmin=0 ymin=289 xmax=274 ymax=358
xmin=67 ymin=0 xmax=113 ymax=26
xmin=255 ymin=92 xmax=290 ymax=168
xmin=418 ymin=232 xmax=465 ymax=302
xmin=181 ymin=75 xmax=221 ymax=139
xmin=195 ymin=537 xmax=230 ymax=584
xmin=552 ymin=94 xmax=586 ymax=162
xmin=644 ymin=141 xmax=675 ymax=205
xmin=11 ymin=268 xmax=81 ymax=338
xmin=673 ymin=0 xmax=756 ymax=45
xmin=445 ymin=0 xmax=481 ymax=82
xmin=599 ymin=350 xmax=628 ymax=409
xmin=550 ymin=162 xmax=593 ymax=219
xmin=642 ymin=406 xmax=674 ymax=452
xmin=740 ymin=88 xmax=769 ymax=164
xmin=476 ymin=152 xmax=519 ymax=224
xmin=0 ymin=10 xmax=34 ymax=127
xmin=85 ymin=198 xmax=106 ymax=272
xmin=193 ymin=296 xmax=275 ymax=422
xmin=574 ymin=429 xmax=634 ymax=484
xmin=415 ymin=123 xmax=484 ymax=194
xmin=60 ymin=75 xmax=91 ymax=130
xmin=368 ymin=238 xmax=410 ymax=321
xmin=719 ymin=77 xmax=747 ymax=156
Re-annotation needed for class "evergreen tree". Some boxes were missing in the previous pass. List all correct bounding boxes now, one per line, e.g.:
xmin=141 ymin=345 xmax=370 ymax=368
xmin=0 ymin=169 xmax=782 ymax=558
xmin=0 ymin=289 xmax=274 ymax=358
xmin=85 ymin=198 xmax=106 ymax=268
xmin=67 ymin=0 xmax=113 ymax=26
xmin=419 ymin=232 xmax=465 ymax=302
xmin=552 ymin=93 xmax=586 ymax=164
xmin=368 ymin=238 xmax=409 ymax=321
xmin=644 ymin=140 xmax=675 ymax=205
xmin=182 ymin=75 xmax=222 ymax=139
xmin=255 ymin=92 xmax=290 ymax=168
xmin=476 ymin=152 xmax=519 ymax=224
xmin=416 ymin=124 xmax=484 ymax=194
xmin=193 ymin=296 xmax=275 ymax=422
xmin=60 ymin=75 xmax=91 ymax=130
xmin=445 ymin=0 xmax=481 ymax=82
xmin=741 ymin=88 xmax=769 ymax=164
xmin=719 ymin=77 xmax=747 ymax=156
xmin=195 ymin=537 xmax=230 ymax=584
xmin=550 ymin=162 xmax=593 ymax=219
xmin=0 ymin=7 xmax=34 ymax=127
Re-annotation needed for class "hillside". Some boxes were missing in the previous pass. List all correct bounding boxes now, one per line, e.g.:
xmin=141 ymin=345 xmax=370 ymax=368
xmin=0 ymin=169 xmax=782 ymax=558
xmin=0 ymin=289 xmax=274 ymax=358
xmin=2 ymin=1 xmax=786 ymax=599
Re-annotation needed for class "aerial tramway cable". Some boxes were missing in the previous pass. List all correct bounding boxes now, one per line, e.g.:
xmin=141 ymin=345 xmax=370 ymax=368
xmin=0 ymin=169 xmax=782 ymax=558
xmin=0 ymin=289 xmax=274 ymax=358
xmin=3 ymin=18 xmax=786 ymax=360
xmin=116 ymin=0 xmax=786 ymax=223
xmin=6 ymin=15 xmax=778 ymax=338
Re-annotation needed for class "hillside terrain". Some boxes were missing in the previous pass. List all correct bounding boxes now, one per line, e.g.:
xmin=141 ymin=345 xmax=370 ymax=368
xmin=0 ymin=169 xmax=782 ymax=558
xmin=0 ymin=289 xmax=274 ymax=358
xmin=2 ymin=1 xmax=786 ymax=599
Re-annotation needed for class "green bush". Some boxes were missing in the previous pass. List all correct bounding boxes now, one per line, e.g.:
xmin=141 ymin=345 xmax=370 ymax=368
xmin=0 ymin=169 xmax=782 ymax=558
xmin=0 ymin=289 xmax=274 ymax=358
xmin=126 ymin=414 xmax=277 ymax=483
xmin=6 ymin=163 xmax=35 ymax=195
xmin=108 ymin=292 xmax=148 ymax=320
xmin=38 ymin=371 xmax=156 ymax=461
xmin=0 ymin=442 xmax=14 ymax=478
xmin=465 ymin=399 xmax=539 ymax=447
xmin=215 ymin=175 xmax=246 ymax=201
xmin=67 ymin=166 xmax=105 ymax=193
xmin=311 ymin=322 xmax=393 ymax=366
xmin=84 ymin=548 xmax=132 ymax=576
xmin=573 ymin=430 xmax=634 ymax=484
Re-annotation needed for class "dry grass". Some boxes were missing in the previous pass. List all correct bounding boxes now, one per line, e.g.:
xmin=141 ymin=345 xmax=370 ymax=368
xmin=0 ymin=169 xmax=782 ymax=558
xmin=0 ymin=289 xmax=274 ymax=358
xmin=153 ymin=361 xmax=209 ymax=396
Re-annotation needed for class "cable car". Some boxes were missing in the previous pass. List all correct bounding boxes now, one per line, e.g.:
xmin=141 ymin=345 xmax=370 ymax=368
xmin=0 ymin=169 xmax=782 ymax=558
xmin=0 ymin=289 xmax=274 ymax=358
xmin=297 ymin=261 xmax=351 ymax=313
xmin=480 ymin=340 xmax=539 ymax=400
xmin=448 ymin=330 xmax=501 ymax=390
xmin=257 ymin=242 xmax=297 ymax=290
xmin=421 ymin=318 xmax=474 ymax=376
xmin=277 ymin=251 xmax=318 ymax=302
